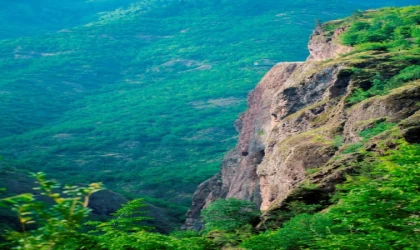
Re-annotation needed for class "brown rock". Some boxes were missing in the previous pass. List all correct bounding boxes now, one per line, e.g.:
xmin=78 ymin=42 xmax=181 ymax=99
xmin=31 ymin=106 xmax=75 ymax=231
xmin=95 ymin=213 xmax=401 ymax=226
xmin=307 ymin=27 xmax=353 ymax=61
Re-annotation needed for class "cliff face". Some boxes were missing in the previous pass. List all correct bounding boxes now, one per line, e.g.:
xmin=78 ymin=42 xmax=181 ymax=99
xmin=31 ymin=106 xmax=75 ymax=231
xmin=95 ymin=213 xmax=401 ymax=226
xmin=184 ymin=24 xmax=420 ymax=230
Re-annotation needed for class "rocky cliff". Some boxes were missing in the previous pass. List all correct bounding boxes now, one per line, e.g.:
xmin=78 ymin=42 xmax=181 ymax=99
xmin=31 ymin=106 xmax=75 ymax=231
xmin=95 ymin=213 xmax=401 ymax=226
xmin=184 ymin=17 xmax=420 ymax=230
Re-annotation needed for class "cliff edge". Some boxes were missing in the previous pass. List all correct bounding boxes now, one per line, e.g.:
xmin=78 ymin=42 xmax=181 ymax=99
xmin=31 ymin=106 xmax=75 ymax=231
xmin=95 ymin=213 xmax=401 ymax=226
xmin=184 ymin=9 xmax=420 ymax=230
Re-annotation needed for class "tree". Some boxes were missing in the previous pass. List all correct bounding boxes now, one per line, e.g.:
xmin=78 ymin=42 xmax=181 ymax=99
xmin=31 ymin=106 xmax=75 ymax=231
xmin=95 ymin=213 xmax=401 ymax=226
xmin=314 ymin=144 xmax=420 ymax=249
xmin=0 ymin=172 xmax=103 ymax=249
xmin=201 ymin=198 xmax=260 ymax=232
xmin=241 ymin=213 xmax=333 ymax=250
xmin=1 ymin=173 xmax=215 ymax=250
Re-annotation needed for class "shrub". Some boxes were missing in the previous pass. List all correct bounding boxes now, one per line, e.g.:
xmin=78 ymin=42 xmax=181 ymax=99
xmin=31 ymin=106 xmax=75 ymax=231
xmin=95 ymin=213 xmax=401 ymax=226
xmin=347 ymin=88 xmax=370 ymax=105
xmin=201 ymin=198 xmax=260 ymax=232
xmin=314 ymin=144 xmax=420 ymax=249
xmin=358 ymin=122 xmax=395 ymax=140
xmin=241 ymin=213 xmax=333 ymax=250
xmin=341 ymin=121 xmax=395 ymax=154
xmin=347 ymin=64 xmax=419 ymax=105
xmin=0 ymin=173 xmax=103 ymax=249
xmin=332 ymin=135 xmax=344 ymax=148
xmin=387 ymin=65 xmax=420 ymax=89
xmin=341 ymin=6 xmax=419 ymax=52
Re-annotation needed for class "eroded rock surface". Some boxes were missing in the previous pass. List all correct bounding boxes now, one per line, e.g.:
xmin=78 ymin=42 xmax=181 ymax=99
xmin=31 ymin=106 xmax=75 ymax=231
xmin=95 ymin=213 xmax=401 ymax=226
xmin=308 ymin=26 xmax=352 ymax=61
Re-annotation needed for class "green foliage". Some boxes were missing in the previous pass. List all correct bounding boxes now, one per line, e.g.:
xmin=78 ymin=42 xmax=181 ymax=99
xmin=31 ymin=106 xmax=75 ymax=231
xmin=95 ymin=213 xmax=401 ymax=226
xmin=347 ymin=73 xmax=386 ymax=105
xmin=313 ymin=144 xmax=420 ymax=249
xmin=205 ymin=225 xmax=254 ymax=248
xmin=242 ymin=213 xmax=333 ymax=250
xmin=347 ymin=88 xmax=371 ymax=105
xmin=341 ymin=142 xmax=364 ymax=154
xmin=201 ymin=198 xmax=260 ymax=232
xmin=86 ymin=198 xmax=215 ymax=249
xmin=86 ymin=197 xmax=175 ymax=249
xmin=387 ymin=65 xmax=420 ymax=89
xmin=87 ymin=199 xmax=152 ymax=234
xmin=0 ymin=3 xmax=419 ymax=249
xmin=341 ymin=6 xmax=420 ymax=51
xmin=348 ymin=65 xmax=420 ymax=105
xmin=341 ymin=121 xmax=395 ymax=154
xmin=242 ymin=143 xmax=420 ymax=250
xmin=1 ymin=172 xmax=103 ymax=249
xmin=305 ymin=168 xmax=318 ymax=175
xmin=271 ymin=201 xmax=322 ymax=227
xmin=1 ymin=174 xmax=216 ymax=250
xmin=0 ymin=0 xmax=135 ymax=39
xmin=170 ymin=230 xmax=202 ymax=239
xmin=341 ymin=7 xmax=420 ymax=106
xmin=358 ymin=122 xmax=395 ymax=140
xmin=332 ymin=135 xmax=344 ymax=148
xmin=285 ymin=201 xmax=321 ymax=217
xmin=143 ymin=196 xmax=189 ymax=222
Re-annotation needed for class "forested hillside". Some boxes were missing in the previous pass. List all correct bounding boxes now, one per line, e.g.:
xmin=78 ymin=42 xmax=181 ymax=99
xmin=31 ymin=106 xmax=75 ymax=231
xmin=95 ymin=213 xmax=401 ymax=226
xmin=0 ymin=0 xmax=417 ymax=226
xmin=0 ymin=0 xmax=135 ymax=39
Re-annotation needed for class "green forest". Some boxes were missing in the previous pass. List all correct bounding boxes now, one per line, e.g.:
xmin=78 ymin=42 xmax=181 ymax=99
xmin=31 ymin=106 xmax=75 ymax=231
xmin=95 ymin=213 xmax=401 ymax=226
xmin=0 ymin=0 xmax=419 ymax=249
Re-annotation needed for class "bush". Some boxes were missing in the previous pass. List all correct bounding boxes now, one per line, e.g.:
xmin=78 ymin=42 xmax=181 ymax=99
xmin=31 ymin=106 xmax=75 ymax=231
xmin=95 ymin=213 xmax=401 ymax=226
xmin=347 ymin=88 xmax=370 ymax=105
xmin=341 ymin=121 xmax=395 ymax=154
xmin=0 ymin=173 xmax=103 ymax=249
xmin=313 ymin=144 xmax=420 ymax=249
xmin=241 ymin=213 xmax=333 ymax=250
xmin=347 ymin=64 xmax=419 ymax=105
xmin=387 ymin=65 xmax=420 ymax=89
xmin=341 ymin=6 xmax=419 ymax=51
xmin=358 ymin=122 xmax=395 ymax=140
xmin=201 ymin=198 xmax=260 ymax=232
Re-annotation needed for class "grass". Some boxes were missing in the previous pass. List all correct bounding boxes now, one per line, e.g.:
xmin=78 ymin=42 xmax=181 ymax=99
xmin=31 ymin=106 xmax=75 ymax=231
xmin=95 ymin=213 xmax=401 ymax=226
xmin=341 ymin=121 xmax=396 ymax=154
xmin=332 ymin=135 xmax=344 ymax=148
xmin=274 ymin=125 xmax=337 ymax=158
xmin=305 ymin=168 xmax=319 ymax=175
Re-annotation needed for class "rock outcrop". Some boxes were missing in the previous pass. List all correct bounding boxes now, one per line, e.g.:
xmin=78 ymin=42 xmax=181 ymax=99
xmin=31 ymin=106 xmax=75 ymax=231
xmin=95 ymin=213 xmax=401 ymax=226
xmin=308 ymin=25 xmax=352 ymax=61
xmin=183 ymin=23 xmax=420 ymax=229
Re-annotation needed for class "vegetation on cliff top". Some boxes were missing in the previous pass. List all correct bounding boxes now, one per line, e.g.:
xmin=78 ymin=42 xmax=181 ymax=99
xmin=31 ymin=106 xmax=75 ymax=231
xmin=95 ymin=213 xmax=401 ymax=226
xmin=338 ymin=6 xmax=420 ymax=105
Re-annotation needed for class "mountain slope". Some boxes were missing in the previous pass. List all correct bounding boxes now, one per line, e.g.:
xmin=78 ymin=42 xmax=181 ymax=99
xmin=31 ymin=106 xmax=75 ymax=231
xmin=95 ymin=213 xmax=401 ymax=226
xmin=0 ymin=0 xmax=135 ymax=39
xmin=1 ymin=0 xmax=418 ymax=226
